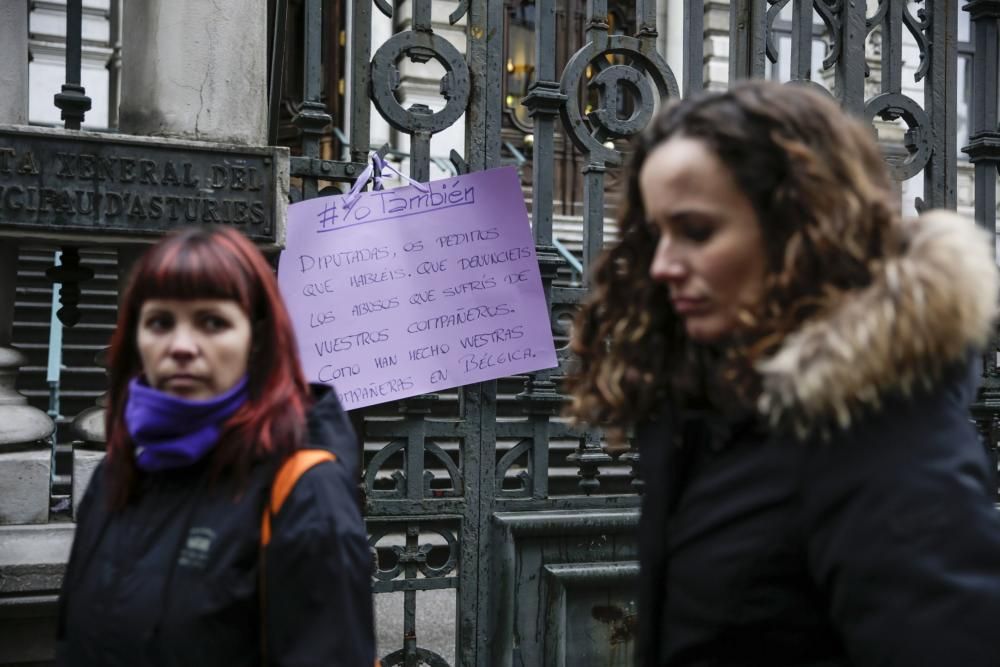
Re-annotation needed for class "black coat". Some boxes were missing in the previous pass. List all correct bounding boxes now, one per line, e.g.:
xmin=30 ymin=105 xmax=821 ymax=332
xmin=636 ymin=359 xmax=1000 ymax=666
xmin=56 ymin=387 xmax=375 ymax=667
xmin=635 ymin=213 xmax=1000 ymax=666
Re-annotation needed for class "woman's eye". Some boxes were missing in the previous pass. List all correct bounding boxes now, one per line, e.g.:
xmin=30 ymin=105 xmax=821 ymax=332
xmin=681 ymin=224 xmax=714 ymax=243
xmin=201 ymin=315 xmax=230 ymax=332
xmin=143 ymin=315 xmax=172 ymax=332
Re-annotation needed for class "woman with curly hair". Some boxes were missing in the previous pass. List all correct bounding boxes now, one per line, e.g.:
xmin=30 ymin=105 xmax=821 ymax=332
xmin=566 ymin=80 xmax=1000 ymax=665
xmin=56 ymin=227 xmax=376 ymax=666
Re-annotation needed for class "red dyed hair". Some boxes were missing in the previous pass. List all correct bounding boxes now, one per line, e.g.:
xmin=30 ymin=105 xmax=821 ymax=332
xmin=105 ymin=226 xmax=311 ymax=508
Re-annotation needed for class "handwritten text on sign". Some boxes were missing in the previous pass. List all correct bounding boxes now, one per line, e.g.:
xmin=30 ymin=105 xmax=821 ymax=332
xmin=278 ymin=167 xmax=558 ymax=410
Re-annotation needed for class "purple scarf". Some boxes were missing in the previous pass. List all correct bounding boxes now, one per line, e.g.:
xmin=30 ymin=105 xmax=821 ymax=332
xmin=125 ymin=376 xmax=249 ymax=472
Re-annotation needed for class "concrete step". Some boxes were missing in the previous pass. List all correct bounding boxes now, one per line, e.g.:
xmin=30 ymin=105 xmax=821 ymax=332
xmin=14 ymin=321 xmax=114 ymax=347
xmin=22 ymin=367 xmax=106 ymax=392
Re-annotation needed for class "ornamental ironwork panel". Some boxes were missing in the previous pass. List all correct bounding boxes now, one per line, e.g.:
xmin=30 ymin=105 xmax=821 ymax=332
xmin=732 ymin=0 xmax=958 ymax=210
xmin=281 ymin=0 xmax=969 ymax=664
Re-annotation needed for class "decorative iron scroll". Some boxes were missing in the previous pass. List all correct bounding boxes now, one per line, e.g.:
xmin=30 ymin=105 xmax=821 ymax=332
xmin=368 ymin=0 xmax=473 ymax=183
xmin=370 ymin=33 xmax=471 ymax=135
xmin=370 ymin=523 xmax=459 ymax=583
xmin=365 ymin=439 xmax=408 ymax=499
xmin=863 ymin=0 xmax=934 ymax=186
xmin=764 ymin=0 xmax=842 ymax=84
xmin=369 ymin=521 xmax=459 ymax=666
xmin=495 ymin=438 xmax=532 ymax=497
xmin=864 ymin=92 xmax=933 ymax=181
xmin=750 ymin=0 xmax=956 ymax=209
xmin=560 ymin=37 xmax=677 ymax=165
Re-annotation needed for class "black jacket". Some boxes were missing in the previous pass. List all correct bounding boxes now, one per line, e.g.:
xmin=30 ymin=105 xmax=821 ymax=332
xmin=636 ymin=212 xmax=1000 ymax=666
xmin=56 ymin=386 xmax=375 ymax=667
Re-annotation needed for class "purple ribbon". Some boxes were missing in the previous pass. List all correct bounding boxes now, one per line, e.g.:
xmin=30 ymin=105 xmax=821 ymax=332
xmin=125 ymin=376 xmax=249 ymax=472
xmin=342 ymin=151 xmax=430 ymax=210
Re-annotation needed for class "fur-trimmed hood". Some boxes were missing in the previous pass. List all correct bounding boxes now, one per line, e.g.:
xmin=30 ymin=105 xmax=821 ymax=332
xmin=756 ymin=210 xmax=999 ymax=436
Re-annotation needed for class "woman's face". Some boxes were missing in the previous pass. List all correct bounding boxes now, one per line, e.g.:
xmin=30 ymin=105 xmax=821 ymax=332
xmin=137 ymin=299 xmax=252 ymax=400
xmin=640 ymin=137 xmax=767 ymax=343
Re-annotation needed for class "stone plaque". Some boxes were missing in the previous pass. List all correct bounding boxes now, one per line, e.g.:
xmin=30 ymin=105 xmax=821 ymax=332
xmin=0 ymin=126 xmax=284 ymax=243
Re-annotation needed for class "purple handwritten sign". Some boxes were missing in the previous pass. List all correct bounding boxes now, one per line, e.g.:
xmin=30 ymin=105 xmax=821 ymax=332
xmin=278 ymin=166 xmax=558 ymax=410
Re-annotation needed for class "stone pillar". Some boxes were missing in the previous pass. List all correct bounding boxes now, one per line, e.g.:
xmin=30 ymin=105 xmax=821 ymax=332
xmin=117 ymin=0 xmax=268 ymax=144
xmin=663 ymin=0 xmax=684 ymax=95
xmin=0 ymin=4 xmax=56 ymax=525
xmin=0 ymin=244 xmax=56 ymax=525
xmin=0 ymin=2 xmax=28 ymax=124
xmin=703 ymin=1 xmax=732 ymax=91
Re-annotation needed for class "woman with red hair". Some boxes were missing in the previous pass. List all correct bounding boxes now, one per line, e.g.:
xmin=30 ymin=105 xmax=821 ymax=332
xmin=56 ymin=227 xmax=376 ymax=666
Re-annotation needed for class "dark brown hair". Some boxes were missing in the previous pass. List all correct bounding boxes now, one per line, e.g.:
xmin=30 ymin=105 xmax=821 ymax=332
xmin=565 ymin=80 xmax=899 ymax=429
xmin=105 ymin=227 xmax=311 ymax=508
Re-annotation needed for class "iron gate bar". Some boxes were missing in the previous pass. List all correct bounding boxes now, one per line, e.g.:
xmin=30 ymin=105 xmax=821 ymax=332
xmin=267 ymin=0 xmax=289 ymax=146
xmin=108 ymin=0 xmax=122 ymax=129
xmin=789 ymin=0 xmax=814 ymax=82
xmin=581 ymin=0 xmax=609 ymax=296
xmin=349 ymin=0 xmax=373 ymax=166
xmin=730 ymin=0 xmax=768 ymax=79
xmin=963 ymin=0 xmax=1000 ymax=497
xmin=637 ymin=0 xmax=657 ymax=35
xmin=963 ymin=0 xmax=1000 ymax=236
xmin=926 ymin=0 xmax=959 ymax=209
xmin=288 ymin=156 xmax=367 ymax=182
xmin=54 ymin=0 xmax=91 ymax=130
xmin=836 ymin=0 xmax=867 ymax=113
xmin=294 ymin=0 xmax=332 ymax=202
xmin=880 ymin=0 xmax=905 ymax=93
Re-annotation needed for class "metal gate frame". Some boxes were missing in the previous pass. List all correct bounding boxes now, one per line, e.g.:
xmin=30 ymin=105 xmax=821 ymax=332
xmin=281 ymin=1 xmax=987 ymax=664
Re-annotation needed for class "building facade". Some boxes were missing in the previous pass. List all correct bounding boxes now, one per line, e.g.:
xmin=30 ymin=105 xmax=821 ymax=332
xmin=2 ymin=1 xmax=999 ymax=664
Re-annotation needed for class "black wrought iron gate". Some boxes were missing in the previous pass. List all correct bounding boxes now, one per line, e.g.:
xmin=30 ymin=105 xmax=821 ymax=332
xmin=279 ymin=1 xmax=993 ymax=664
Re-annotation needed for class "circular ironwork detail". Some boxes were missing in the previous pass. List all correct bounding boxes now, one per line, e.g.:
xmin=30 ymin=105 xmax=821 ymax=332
xmin=370 ymin=31 xmax=471 ymax=135
xmin=368 ymin=525 xmax=459 ymax=580
xmin=560 ymin=35 xmax=679 ymax=165
xmin=589 ymin=65 xmax=655 ymax=137
xmin=382 ymin=647 xmax=450 ymax=667
xmin=864 ymin=92 xmax=932 ymax=181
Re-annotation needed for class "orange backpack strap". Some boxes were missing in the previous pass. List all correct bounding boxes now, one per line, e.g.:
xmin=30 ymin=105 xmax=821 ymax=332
xmin=258 ymin=448 xmax=380 ymax=666
xmin=260 ymin=449 xmax=336 ymax=547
